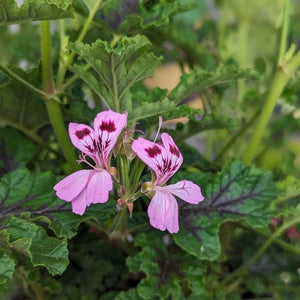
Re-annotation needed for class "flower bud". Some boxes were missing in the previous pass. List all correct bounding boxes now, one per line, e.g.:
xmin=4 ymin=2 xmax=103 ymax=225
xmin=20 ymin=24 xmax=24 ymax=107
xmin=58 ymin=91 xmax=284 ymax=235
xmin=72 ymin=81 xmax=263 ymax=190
xmin=141 ymin=181 xmax=153 ymax=193
xmin=109 ymin=167 xmax=120 ymax=182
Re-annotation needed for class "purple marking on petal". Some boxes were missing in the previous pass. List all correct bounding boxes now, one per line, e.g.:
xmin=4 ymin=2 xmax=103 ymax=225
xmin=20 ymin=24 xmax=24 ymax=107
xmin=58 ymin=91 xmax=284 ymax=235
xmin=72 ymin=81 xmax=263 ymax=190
xmin=146 ymin=145 xmax=161 ymax=158
xmin=75 ymin=128 xmax=91 ymax=139
xmin=100 ymin=121 xmax=116 ymax=132
xmin=169 ymin=145 xmax=180 ymax=157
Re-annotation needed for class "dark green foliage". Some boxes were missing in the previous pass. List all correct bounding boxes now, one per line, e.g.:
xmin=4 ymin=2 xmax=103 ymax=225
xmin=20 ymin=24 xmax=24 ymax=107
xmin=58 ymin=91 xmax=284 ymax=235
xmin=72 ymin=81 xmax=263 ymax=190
xmin=173 ymin=161 xmax=279 ymax=260
xmin=1 ymin=0 xmax=300 ymax=299
xmin=0 ymin=0 xmax=74 ymax=25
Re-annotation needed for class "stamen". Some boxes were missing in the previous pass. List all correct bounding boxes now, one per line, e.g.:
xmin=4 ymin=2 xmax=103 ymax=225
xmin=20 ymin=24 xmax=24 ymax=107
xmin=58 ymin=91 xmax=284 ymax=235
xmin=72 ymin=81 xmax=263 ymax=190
xmin=153 ymin=116 xmax=163 ymax=142
xmin=76 ymin=153 xmax=96 ymax=169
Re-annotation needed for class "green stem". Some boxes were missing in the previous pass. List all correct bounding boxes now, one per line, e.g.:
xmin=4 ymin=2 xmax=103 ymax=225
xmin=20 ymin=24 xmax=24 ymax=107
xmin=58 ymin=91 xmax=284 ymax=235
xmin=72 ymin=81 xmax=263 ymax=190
xmin=119 ymin=155 xmax=129 ymax=198
xmin=278 ymin=0 xmax=291 ymax=64
xmin=56 ymin=0 xmax=102 ymax=89
xmin=223 ymin=215 xmax=300 ymax=286
xmin=243 ymin=60 xmax=298 ymax=164
xmin=41 ymin=21 xmax=79 ymax=171
xmin=237 ymin=223 xmax=300 ymax=256
xmin=0 ymin=64 xmax=49 ymax=99
xmin=243 ymin=1 xmax=298 ymax=165
xmin=108 ymin=207 xmax=128 ymax=238
xmin=129 ymin=158 xmax=145 ymax=194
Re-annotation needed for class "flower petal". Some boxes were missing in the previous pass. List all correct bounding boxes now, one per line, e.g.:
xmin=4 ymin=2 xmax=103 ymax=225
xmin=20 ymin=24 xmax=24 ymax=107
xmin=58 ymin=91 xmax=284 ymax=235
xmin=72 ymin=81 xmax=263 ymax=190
xmin=166 ymin=180 xmax=204 ymax=204
xmin=147 ymin=189 xmax=179 ymax=233
xmin=71 ymin=188 xmax=88 ymax=215
xmin=131 ymin=137 xmax=165 ymax=179
xmin=132 ymin=133 xmax=183 ymax=186
xmin=69 ymin=123 xmax=97 ymax=159
xmin=94 ymin=110 xmax=127 ymax=167
xmin=54 ymin=170 xmax=92 ymax=202
xmin=86 ymin=170 xmax=113 ymax=205
xmin=158 ymin=133 xmax=183 ymax=185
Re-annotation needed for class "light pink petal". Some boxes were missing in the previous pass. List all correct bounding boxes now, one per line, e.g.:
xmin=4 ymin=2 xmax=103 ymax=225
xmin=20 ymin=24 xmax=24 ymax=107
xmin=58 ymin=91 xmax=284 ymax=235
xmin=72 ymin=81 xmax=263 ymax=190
xmin=132 ymin=133 xmax=183 ymax=186
xmin=157 ymin=133 xmax=183 ymax=185
xmin=94 ymin=110 xmax=127 ymax=167
xmin=86 ymin=170 xmax=113 ymax=205
xmin=71 ymin=188 xmax=88 ymax=215
xmin=131 ymin=137 xmax=165 ymax=180
xmin=147 ymin=189 xmax=179 ymax=233
xmin=69 ymin=123 xmax=97 ymax=159
xmin=166 ymin=180 xmax=204 ymax=204
xmin=54 ymin=170 xmax=92 ymax=202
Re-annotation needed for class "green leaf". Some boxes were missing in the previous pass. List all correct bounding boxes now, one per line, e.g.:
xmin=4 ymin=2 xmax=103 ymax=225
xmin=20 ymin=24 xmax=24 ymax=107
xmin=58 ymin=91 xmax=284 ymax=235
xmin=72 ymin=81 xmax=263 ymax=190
xmin=0 ymin=127 xmax=34 ymax=173
xmin=115 ymin=289 xmax=142 ymax=300
xmin=1 ymin=216 xmax=69 ymax=275
xmin=118 ymin=1 xmax=190 ymax=34
xmin=0 ymin=168 xmax=57 ymax=208
xmin=0 ymin=0 xmax=74 ymax=25
xmin=169 ymin=66 xmax=259 ymax=104
xmin=0 ymin=250 xmax=15 ymax=285
xmin=126 ymin=233 xmax=205 ymax=300
xmin=167 ymin=113 xmax=236 ymax=145
xmin=173 ymin=161 xmax=279 ymax=261
xmin=69 ymin=35 xmax=162 ymax=112
xmin=0 ymin=66 xmax=49 ymax=131
xmin=0 ymin=168 xmax=115 ymax=239
xmin=128 ymin=99 xmax=176 ymax=124
xmin=49 ymin=201 xmax=115 ymax=238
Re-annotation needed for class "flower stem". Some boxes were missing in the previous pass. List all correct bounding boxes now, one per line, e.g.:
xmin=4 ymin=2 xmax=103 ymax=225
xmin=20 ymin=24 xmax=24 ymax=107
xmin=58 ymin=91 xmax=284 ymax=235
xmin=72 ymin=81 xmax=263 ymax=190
xmin=108 ymin=207 xmax=128 ymax=239
xmin=40 ymin=21 xmax=79 ymax=171
xmin=56 ymin=0 xmax=102 ymax=90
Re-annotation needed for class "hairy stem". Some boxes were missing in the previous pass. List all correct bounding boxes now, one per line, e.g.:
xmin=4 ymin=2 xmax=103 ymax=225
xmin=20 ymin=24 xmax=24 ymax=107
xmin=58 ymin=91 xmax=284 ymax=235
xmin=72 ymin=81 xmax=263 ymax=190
xmin=56 ymin=0 xmax=103 ymax=89
xmin=41 ymin=21 xmax=79 ymax=171
xmin=243 ymin=0 xmax=297 ymax=164
xmin=278 ymin=0 xmax=291 ymax=64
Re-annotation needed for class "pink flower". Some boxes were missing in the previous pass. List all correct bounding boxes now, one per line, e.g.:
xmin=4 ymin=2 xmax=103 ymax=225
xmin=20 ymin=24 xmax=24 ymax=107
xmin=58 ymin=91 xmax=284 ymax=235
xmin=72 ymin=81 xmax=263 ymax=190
xmin=54 ymin=110 xmax=127 ymax=215
xmin=132 ymin=133 xmax=204 ymax=233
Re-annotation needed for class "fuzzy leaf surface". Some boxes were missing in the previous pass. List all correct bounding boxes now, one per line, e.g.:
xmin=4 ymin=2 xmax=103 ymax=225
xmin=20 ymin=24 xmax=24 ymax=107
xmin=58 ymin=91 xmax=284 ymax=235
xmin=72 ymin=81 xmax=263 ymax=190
xmin=0 ymin=66 xmax=49 ymax=131
xmin=167 ymin=113 xmax=236 ymax=145
xmin=0 ymin=250 xmax=15 ymax=285
xmin=0 ymin=0 xmax=73 ymax=25
xmin=169 ymin=66 xmax=259 ymax=104
xmin=1 ymin=216 xmax=69 ymax=275
xmin=69 ymin=35 xmax=161 ymax=112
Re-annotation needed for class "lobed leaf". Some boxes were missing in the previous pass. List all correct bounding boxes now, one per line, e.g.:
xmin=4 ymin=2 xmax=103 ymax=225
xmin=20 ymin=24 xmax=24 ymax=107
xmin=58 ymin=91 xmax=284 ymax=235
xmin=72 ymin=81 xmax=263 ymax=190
xmin=126 ymin=233 xmax=206 ymax=300
xmin=1 ymin=216 xmax=69 ymax=275
xmin=169 ymin=66 xmax=259 ymax=104
xmin=0 ymin=0 xmax=73 ymax=25
xmin=0 ymin=250 xmax=15 ymax=285
xmin=166 ymin=113 xmax=236 ymax=145
xmin=69 ymin=35 xmax=162 ymax=113
xmin=173 ymin=161 xmax=279 ymax=261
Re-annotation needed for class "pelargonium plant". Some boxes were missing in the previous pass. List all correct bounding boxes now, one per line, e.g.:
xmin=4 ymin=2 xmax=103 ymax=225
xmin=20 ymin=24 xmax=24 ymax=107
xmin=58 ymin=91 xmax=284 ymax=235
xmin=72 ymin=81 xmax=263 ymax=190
xmin=1 ymin=0 xmax=300 ymax=299
xmin=55 ymin=110 xmax=204 ymax=233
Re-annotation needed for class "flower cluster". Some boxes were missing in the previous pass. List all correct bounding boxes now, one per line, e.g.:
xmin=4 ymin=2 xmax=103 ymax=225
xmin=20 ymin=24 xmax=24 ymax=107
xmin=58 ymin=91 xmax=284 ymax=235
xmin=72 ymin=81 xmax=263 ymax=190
xmin=54 ymin=110 xmax=204 ymax=233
